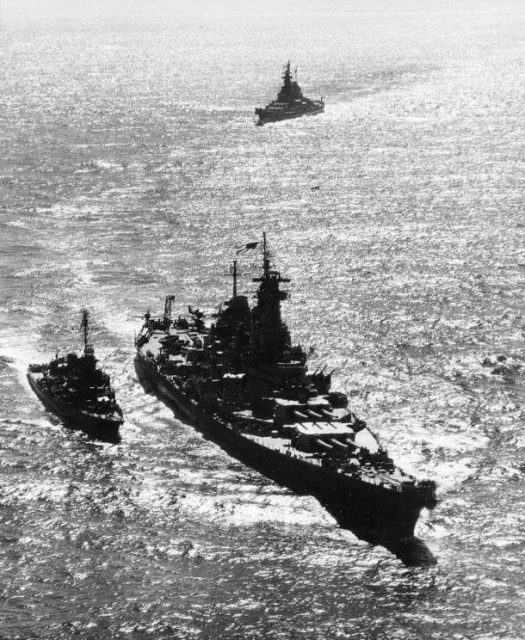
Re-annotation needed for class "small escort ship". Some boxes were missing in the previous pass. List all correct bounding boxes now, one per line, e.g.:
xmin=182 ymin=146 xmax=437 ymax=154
xmin=134 ymin=236 xmax=437 ymax=546
xmin=255 ymin=61 xmax=324 ymax=125
xmin=28 ymin=310 xmax=122 ymax=443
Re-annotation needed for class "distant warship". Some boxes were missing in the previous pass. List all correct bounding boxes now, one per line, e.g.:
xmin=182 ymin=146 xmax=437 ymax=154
xmin=255 ymin=62 xmax=324 ymax=125
xmin=27 ymin=310 xmax=122 ymax=443
xmin=134 ymin=236 xmax=437 ymax=544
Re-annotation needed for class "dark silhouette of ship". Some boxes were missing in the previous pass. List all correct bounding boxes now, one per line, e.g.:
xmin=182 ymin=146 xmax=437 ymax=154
xmin=27 ymin=310 xmax=122 ymax=443
xmin=135 ymin=236 xmax=436 ymax=553
xmin=134 ymin=236 xmax=437 ymax=550
xmin=255 ymin=62 xmax=324 ymax=125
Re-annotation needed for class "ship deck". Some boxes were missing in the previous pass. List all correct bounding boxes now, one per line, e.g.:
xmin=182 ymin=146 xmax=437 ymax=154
xmin=27 ymin=371 xmax=122 ymax=424
xmin=139 ymin=327 xmax=414 ymax=494
xmin=140 ymin=328 xmax=201 ymax=359
xmin=241 ymin=432 xmax=408 ymax=492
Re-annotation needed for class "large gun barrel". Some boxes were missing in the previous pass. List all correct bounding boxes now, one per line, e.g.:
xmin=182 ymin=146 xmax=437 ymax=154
xmin=314 ymin=438 xmax=333 ymax=451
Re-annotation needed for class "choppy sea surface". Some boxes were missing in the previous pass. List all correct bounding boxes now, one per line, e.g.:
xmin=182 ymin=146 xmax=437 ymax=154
xmin=1 ymin=1 xmax=524 ymax=638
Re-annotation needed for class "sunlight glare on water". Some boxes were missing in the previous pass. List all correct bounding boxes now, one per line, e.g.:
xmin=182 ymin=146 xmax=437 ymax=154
xmin=0 ymin=1 xmax=523 ymax=638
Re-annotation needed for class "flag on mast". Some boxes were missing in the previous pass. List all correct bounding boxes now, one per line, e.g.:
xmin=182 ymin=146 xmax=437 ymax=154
xmin=235 ymin=241 xmax=259 ymax=255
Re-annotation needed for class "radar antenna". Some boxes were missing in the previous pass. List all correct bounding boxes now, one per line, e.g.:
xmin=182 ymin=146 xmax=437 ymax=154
xmin=263 ymin=232 xmax=270 ymax=276
xmin=80 ymin=309 xmax=89 ymax=354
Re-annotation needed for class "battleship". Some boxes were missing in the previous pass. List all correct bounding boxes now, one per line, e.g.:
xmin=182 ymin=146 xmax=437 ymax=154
xmin=255 ymin=62 xmax=324 ymax=125
xmin=134 ymin=236 xmax=437 ymax=548
xmin=27 ymin=310 xmax=123 ymax=443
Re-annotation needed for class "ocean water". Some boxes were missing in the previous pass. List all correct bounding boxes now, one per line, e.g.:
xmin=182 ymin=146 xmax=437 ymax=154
xmin=1 ymin=1 xmax=524 ymax=638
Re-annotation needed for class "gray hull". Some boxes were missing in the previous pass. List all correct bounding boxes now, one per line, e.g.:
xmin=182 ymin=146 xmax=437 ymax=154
xmin=256 ymin=104 xmax=324 ymax=125
xmin=135 ymin=353 xmax=427 ymax=545
xmin=27 ymin=373 xmax=121 ymax=444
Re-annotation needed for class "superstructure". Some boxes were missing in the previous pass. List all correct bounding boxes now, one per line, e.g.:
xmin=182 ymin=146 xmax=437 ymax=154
xmin=134 ymin=237 xmax=436 ymax=543
xmin=255 ymin=62 xmax=324 ymax=125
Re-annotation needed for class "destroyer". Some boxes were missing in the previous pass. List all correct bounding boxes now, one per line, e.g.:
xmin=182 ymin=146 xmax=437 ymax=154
xmin=255 ymin=61 xmax=324 ymax=125
xmin=28 ymin=310 xmax=123 ymax=443
xmin=134 ymin=237 xmax=436 ymax=545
